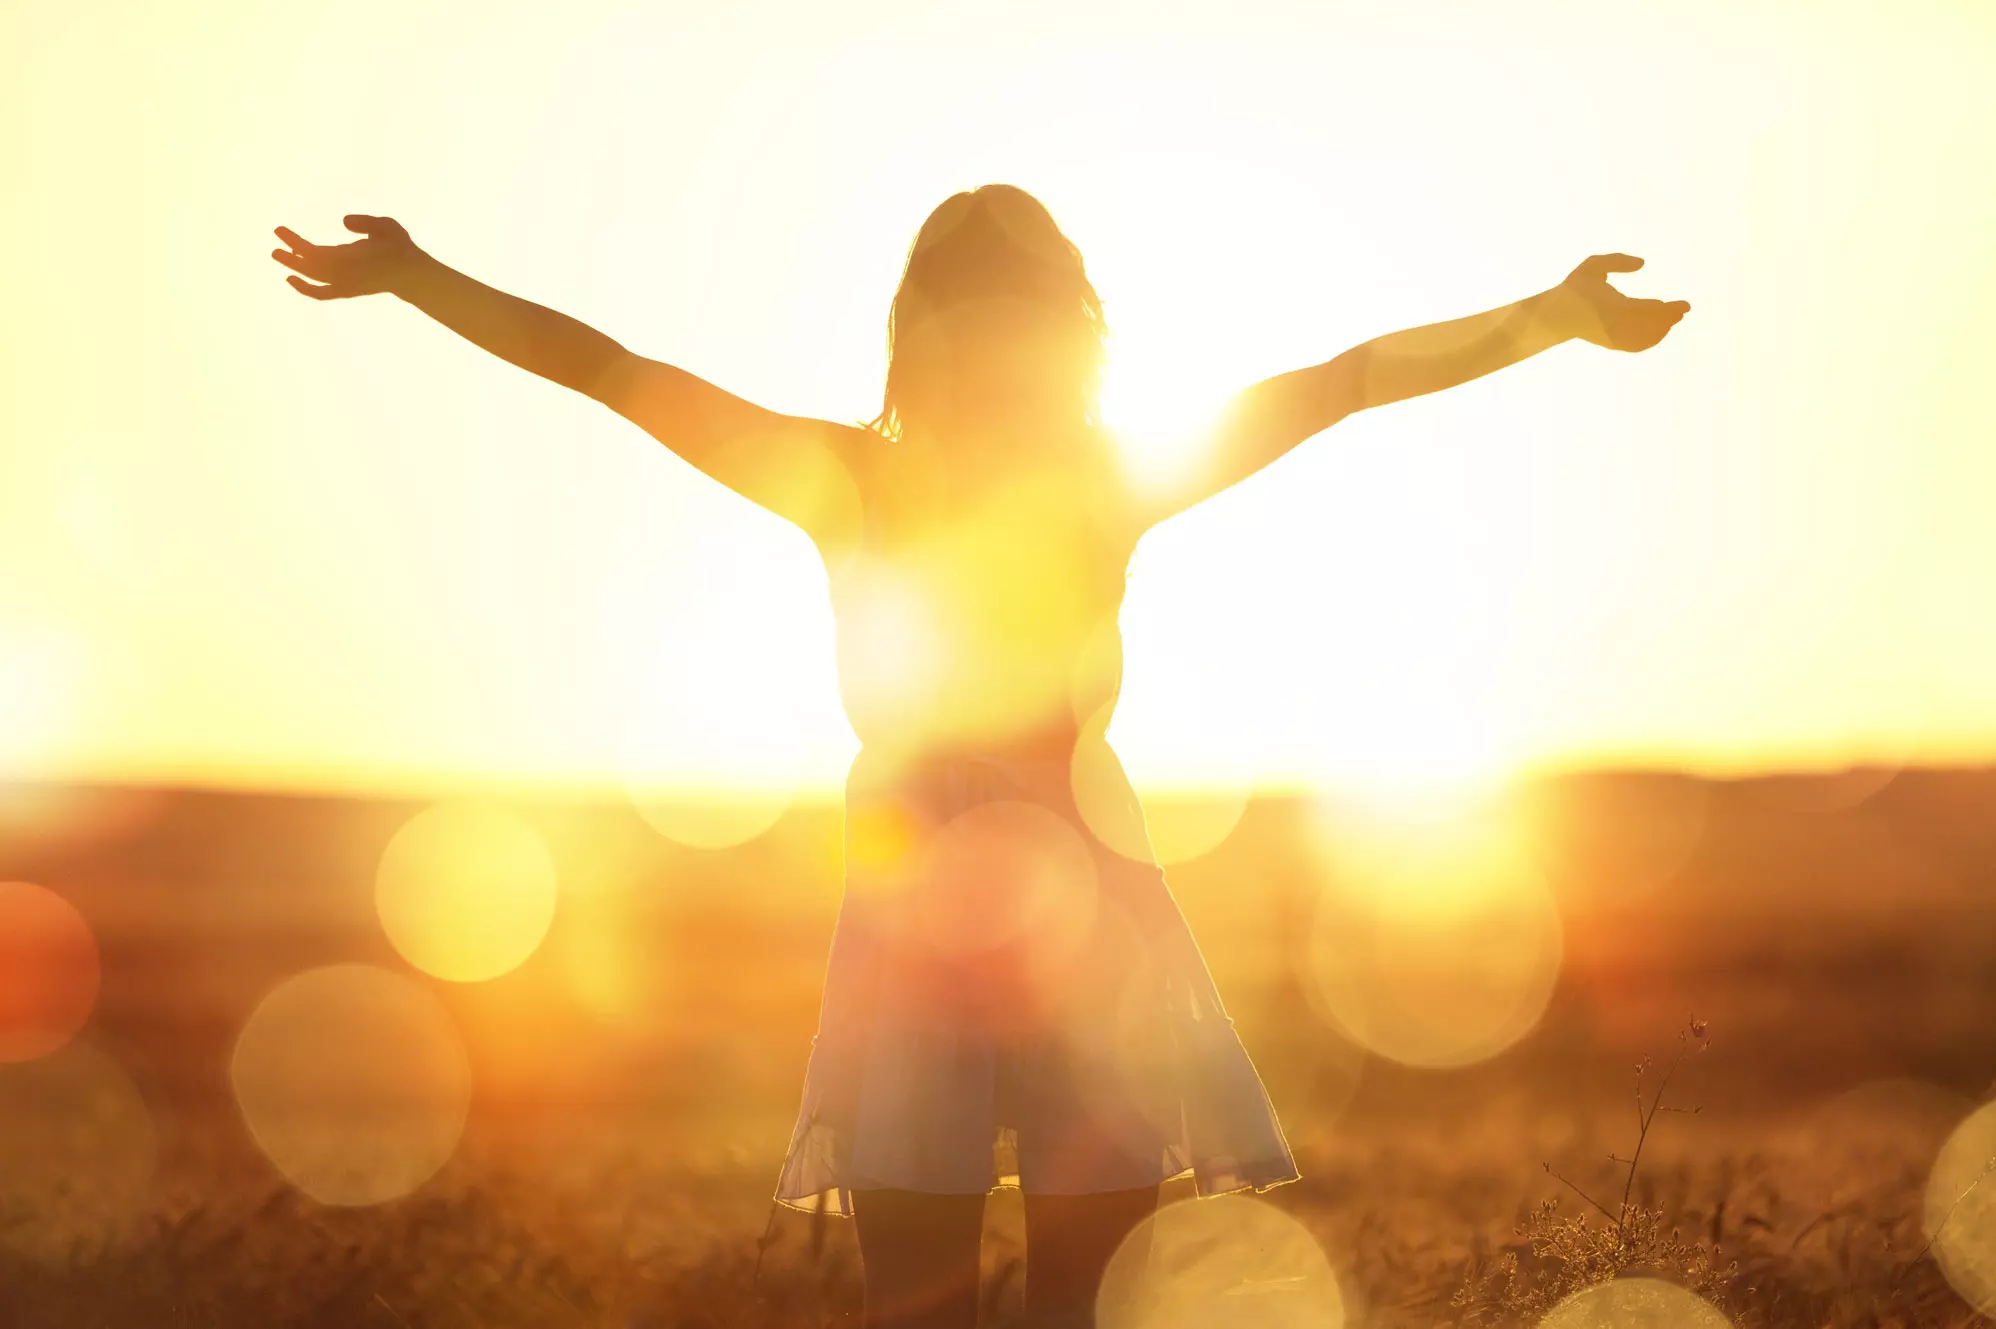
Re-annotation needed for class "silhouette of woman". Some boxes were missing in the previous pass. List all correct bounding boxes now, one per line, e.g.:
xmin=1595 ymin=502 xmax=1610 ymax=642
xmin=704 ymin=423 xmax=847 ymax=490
xmin=272 ymin=186 xmax=1687 ymax=1328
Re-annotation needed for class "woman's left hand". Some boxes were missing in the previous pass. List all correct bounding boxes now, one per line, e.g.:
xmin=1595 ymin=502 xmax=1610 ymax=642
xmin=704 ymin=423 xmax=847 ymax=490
xmin=1549 ymin=253 xmax=1690 ymax=352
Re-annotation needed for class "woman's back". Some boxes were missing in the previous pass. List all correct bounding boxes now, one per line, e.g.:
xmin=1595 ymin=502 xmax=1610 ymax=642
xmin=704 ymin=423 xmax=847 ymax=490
xmin=828 ymin=430 xmax=1138 ymax=762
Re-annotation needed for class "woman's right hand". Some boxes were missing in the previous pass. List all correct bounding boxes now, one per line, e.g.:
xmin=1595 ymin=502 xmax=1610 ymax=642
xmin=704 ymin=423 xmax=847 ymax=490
xmin=271 ymin=215 xmax=423 ymax=300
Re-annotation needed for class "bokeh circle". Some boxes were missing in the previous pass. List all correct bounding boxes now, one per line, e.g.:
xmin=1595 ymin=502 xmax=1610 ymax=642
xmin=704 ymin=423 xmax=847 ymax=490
xmin=1304 ymin=812 xmax=1563 ymax=1068
xmin=0 ymin=880 xmax=100 ymax=1062
xmin=1096 ymin=1193 xmax=1344 ymax=1329
xmin=1924 ymin=1099 xmax=1996 ymax=1315
xmin=376 ymin=801 xmax=558 ymax=982
xmin=0 ymin=1039 xmax=156 ymax=1261
xmin=1538 ymin=1277 xmax=1731 ymax=1328
xmin=231 ymin=964 xmax=472 ymax=1206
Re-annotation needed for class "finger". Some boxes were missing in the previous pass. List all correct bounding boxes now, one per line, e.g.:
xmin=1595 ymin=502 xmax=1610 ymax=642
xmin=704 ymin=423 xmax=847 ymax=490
xmin=1628 ymin=301 xmax=1676 ymax=329
xmin=1633 ymin=302 xmax=1687 ymax=348
xmin=274 ymin=225 xmax=317 ymax=253
xmin=1590 ymin=253 xmax=1645 ymax=274
xmin=344 ymin=214 xmax=392 ymax=236
xmin=270 ymin=247 xmax=320 ymax=277
xmin=286 ymin=274 xmax=342 ymax=300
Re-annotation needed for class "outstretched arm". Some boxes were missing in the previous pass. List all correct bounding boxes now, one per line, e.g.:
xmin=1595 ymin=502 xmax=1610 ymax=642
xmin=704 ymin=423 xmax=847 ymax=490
xmin=271 ymin=216 xmax=871 ymax=554
xmin=1130 ymin=254 xmax=1689 ymax=528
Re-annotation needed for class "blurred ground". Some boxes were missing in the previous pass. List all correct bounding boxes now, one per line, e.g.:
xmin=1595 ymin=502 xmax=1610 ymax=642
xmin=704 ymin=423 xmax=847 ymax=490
xmin=2 ymin=767 xmax=1994 ymax=1326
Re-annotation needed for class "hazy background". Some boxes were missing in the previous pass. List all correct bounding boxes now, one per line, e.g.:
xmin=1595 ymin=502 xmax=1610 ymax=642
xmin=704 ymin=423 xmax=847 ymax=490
xmin=3 ymin=0 xmax=1993 ymax=802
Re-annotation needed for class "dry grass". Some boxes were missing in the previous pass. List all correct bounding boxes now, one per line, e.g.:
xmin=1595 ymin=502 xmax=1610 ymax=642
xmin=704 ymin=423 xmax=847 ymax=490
xmin=4 ymin=1043 xmax=1988 ymax=1327
xmin=4 ymin=771 xmax=1996 ymax=1326
xmin=0 ymin=1078 xmax=1990 ymax=1326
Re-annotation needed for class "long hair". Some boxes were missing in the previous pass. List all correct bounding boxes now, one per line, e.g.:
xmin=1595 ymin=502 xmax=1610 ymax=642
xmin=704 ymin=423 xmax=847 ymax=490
xmin=869 ymin=184 xmax=1107 ymax=446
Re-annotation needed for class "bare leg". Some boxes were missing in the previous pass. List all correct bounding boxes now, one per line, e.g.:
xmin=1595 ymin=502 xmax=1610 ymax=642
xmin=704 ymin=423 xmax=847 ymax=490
xmin=1023 ymin=1186 xmax=1160 ymax=1327
xmin=850 ymin=1188 xmax=987 ymax=1329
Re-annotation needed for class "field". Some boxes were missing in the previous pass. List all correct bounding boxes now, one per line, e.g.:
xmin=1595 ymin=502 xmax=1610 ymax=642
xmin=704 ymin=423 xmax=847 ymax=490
xmin=4 ymin=768 xmax=1996 ymax=1327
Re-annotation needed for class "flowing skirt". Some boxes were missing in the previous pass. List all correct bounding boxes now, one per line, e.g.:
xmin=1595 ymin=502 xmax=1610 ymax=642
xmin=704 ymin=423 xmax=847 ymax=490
xmin=772 ymin=740 xmax=1300 ymax=1216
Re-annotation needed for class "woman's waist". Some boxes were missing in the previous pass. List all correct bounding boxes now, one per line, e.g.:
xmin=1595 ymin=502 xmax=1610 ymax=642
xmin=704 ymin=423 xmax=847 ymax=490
xmin=844 ymin=725 xmax=1141 ymax=832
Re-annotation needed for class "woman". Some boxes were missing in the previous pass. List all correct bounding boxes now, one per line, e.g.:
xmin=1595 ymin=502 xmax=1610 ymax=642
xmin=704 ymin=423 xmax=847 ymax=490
xmin=271 ymin=185 xmax=1686 ymax=1328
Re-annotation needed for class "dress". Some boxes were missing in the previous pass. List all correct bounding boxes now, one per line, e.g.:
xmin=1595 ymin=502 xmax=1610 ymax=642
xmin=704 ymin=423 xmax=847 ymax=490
xmin=770 ymin=438 xmax=1300 ymax=1215
xmin=772 ymin=740 xmax=1302 ymax=1214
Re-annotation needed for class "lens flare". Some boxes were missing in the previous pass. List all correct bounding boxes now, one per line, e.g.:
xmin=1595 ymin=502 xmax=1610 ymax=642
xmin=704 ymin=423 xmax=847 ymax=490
xmin=1789 ymin=1078 xmax=1969 ymax=1174
xmin=846 ymin=790 xmax=928 ymax=880
xmin=710 ymin=430 xmax=866 ymax=574
xmin=913 ymin=799 xmax=1097 ymax=953
xmin=1924 ymin=1099 xmax=1996 ymax=1315
xmin=604 ymin=539 xmax=816 ymax=852
xmin=1067 ymin=612 xmax=1125 ymax=730
xmin=1538 ymin=1278 xmax=1732 ymax=1328
xmin=1742 ymin=619 xmax=1936 ymax=814
xmin=1096 ymin=1192 xmax=1344 ymax=1329
xmin=550 ymin=889 xmax=670 ymax=1034
xmin=0 ymin=880 xmax=100 ymax=1062
xmin=1519 ymin=773 xmax=1709 ymax=906
xmin=375 ymin=801 xmax=558 ymax=983
xmin=832 ymin=468 xmax=1124 ymax=755
xmin=626 ymin=783 xmax=794 ymax=851
xmin=520 ymin=809 xmax=663 ymax=1037
xmin=897 ymin=799 xmax=1099 ymax=1038
xmin=1062 ymin=916 xmax=1327 ymax=1163
xmin=231 ymin=964 xmax=472 ymax=1206
xmin=1071 ymin=708 xmax=1249 ymax=866
xmin=0 ymin=1040 xmax=156 ymax=1263
xmin=1304 ymin=807 xmax=1562 ymax=1068
xmin=832 ymin=564 xmax=948 ymax=752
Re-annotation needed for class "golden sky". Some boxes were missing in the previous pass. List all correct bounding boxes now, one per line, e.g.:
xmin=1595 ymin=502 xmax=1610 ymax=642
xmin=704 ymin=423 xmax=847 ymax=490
xmin=2 ymin=0 xmax=1992 ymax=799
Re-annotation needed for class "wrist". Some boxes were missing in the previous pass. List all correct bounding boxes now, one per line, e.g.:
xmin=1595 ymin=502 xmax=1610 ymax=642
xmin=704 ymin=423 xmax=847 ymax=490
xmin=1530 ymin=283 xmax=1583 ymax=344
xmin=390 ymin=247 xmax=441 ymax=303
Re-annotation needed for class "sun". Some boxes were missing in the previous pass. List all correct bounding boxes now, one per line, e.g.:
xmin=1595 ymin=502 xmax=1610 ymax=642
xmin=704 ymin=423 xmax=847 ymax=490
xmin=1096 ymin=333 xmax=1232 ymax=498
